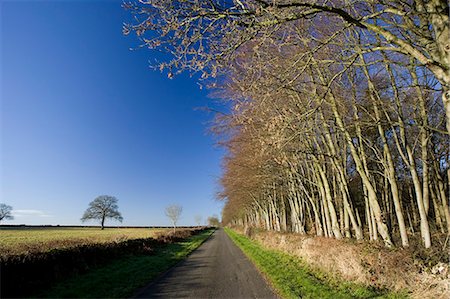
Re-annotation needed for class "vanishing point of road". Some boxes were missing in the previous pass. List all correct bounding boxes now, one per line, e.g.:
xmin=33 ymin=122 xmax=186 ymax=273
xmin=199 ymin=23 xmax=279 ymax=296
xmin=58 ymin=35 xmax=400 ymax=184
xmin=133 ymin=228 xmax=277 ymax=298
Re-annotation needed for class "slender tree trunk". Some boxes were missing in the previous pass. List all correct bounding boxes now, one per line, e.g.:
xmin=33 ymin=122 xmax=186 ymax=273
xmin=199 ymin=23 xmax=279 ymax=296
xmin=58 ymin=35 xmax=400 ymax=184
xmin=383 ymin=59 xmax=432 ymax=248
xmin=407 ymin=147 xmax=432 ymax=248
xmin=319 ymin=113 xmax=363 ymax=240
xmin=365 ymin=190 xmax=373 ymax=240
xmin=335 ymin=99 xmax=391 ymax=246
xmin=359 ymin=54 xmax=409 ymax=247
xmin=435 ymin=160 xmax=450 ymax=233
xmin=316 ymin=161 xmax=342 ymax=239
xmin=431 ymin=185 xmax=445 ymax=233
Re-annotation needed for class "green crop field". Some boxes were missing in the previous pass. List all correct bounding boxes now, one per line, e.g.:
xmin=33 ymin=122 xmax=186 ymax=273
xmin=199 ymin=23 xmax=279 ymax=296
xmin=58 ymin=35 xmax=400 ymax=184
xmin=0 ymin=227 xmax=168 ymax=257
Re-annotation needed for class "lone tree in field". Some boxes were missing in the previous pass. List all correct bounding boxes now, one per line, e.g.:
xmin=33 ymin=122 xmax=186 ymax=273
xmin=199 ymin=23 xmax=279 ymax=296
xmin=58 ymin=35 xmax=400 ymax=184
xmin=81 ymin=195 xmax=123 ymax=230
xmin=0 ymin=204 xmax=13 ymax=222
xmin=165 ymin=204 xmax=182 ymax=232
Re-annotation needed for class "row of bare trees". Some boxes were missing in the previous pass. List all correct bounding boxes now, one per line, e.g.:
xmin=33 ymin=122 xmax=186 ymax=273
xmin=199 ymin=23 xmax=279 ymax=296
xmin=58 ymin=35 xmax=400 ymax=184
xmin=125 ymin=0 xmax=449 ymax=248
xmin=218 ymin=49 xmax=449 ymax=248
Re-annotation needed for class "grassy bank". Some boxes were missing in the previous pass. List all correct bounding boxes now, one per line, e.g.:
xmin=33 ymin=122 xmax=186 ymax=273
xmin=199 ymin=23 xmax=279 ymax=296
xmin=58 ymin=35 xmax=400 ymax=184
xmin=37 ymin=229 xmax=214 ymax=298
xmin=225 ymin=228 xmax=404 ymax=299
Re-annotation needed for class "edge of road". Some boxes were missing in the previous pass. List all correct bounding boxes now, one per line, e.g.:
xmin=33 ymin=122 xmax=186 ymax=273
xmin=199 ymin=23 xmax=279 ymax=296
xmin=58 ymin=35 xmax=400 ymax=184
xmin=223 ymin=228 xmax=281 ymax=299
xmin=130 ymin=228 xmax=217 ymax=299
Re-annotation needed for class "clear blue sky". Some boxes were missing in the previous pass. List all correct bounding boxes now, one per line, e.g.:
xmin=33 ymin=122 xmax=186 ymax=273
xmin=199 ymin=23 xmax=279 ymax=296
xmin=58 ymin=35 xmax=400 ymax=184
xmin=1 ymin=0 xmax=224 ymax=226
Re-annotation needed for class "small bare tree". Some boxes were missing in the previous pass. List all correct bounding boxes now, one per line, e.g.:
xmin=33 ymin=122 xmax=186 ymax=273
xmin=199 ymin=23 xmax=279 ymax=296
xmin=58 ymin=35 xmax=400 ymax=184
xmin=165 ymin=204 xmax=182 ymax=232
xmin=0 ymin=204 xmax=13 ymax=222
xmin=81 ymin=195 xmax=123 ymax=230
xmin=194 ymin=215 xmax=202 ymax=227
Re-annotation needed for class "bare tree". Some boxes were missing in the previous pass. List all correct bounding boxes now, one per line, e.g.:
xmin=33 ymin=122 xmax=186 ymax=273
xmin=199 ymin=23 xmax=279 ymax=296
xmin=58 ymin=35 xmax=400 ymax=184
xmin=0 ymin=204 xmax=13 ymax=222
xmin=81 ymin=195 xmax=123 ymax=230
xmin=165 ymin=204 xmax=183 ymax=232
xmin=194 ymin=215 xmax=202 ymax=227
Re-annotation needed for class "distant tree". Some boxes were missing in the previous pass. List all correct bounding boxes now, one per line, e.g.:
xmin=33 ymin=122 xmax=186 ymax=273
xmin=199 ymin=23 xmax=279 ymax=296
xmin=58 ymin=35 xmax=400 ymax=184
xmin=207 ymin=215 xmax=220 ymax=227
xmin=165 ymin=204 xmax=182 ymax=232
xmin=0 ymin=204 xmax=13 ymax=222
xmin=194 ymin=215 xmax=202 ymax=227
xmin=81 ymin=195 xmax=123 ymax=230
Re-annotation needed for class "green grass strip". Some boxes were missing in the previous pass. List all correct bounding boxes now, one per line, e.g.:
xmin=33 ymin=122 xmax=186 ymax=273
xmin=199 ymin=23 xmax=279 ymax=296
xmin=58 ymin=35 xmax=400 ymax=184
xmin=38 ymin=229 xmax=214 ymax=298
xmin=225 ymin=228 xmax=406 ymax=299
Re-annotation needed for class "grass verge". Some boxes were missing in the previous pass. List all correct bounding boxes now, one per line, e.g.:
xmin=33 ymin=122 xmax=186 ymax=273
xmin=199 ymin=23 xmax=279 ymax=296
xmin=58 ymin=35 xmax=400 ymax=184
xmin=224 ymin=228 xmax=406 ymax=299
xmin=37 ymin=229 xmax=214 ymax=298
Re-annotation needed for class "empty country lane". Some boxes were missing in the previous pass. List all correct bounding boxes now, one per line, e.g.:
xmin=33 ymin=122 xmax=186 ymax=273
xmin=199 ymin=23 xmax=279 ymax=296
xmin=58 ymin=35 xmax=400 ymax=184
xmin=133 ymin=229 xmax=277 ymax=298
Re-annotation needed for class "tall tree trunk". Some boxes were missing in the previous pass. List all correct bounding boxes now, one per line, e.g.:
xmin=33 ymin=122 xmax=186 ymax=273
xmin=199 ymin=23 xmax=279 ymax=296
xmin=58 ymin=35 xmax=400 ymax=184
xmin=316 ymin=161 xmax=342 ymax=239
xmin=410 ymin=63 xmax=431 ymax=217
xmin=359 ymin=53 xmax=409 ymax=246
xmin=380 ymin=57 xmax=431 ymax=248
xmin=318 ymin=112 xmax=363 ymax=240
xmin=435 ymin=160 xmax=450 ymax=233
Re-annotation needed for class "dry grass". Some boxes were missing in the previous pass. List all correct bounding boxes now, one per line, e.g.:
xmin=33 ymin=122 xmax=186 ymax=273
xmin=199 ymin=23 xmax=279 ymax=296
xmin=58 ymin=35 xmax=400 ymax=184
xmin=0 ymin=227 xmax=168 ymax=257
xmin=241 ymin=229 xmax=450 ymax=298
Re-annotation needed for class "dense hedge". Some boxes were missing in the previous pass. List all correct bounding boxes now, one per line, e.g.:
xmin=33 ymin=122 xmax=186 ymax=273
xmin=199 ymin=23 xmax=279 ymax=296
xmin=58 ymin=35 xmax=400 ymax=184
xmin=0 ymin=228 xmax=206 ymax=298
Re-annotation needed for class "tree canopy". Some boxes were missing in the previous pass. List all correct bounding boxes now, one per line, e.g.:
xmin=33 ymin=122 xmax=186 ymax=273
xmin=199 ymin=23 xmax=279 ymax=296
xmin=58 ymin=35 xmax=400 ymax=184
xmin=81 ymin=195 xmax=123 ymax=229
xmin=124 ymin=0 xmax=450 ymax=134
xmin=0 ymin=204 xmax=14 ymax=222
xmin=165 ymin=204 xmax=183 ymax=231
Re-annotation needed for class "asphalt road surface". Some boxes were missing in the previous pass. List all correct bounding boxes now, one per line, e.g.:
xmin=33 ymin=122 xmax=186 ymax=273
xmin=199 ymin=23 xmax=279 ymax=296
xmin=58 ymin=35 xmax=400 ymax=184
xmin=133 ymin=228 xmax=277 ymax=298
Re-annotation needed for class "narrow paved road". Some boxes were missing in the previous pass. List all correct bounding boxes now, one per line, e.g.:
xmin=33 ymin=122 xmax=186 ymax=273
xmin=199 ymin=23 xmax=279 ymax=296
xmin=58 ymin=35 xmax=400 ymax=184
xmin=133 ymin=229 xmax=276 ymax=298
